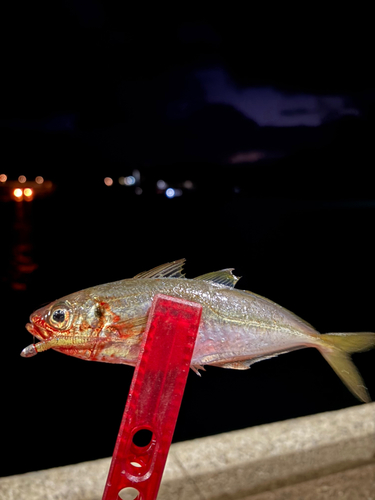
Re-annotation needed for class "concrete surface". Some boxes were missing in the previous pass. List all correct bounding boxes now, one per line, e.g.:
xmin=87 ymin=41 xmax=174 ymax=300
xmin=1 ymin=403 xmax=374 ymax=500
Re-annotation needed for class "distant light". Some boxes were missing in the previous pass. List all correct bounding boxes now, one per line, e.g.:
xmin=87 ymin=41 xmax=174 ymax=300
xmin=132 ymin=169 xmax=140 ymax=181
xmin=230 ymin=151 xmax=265 ymax=164
xmin=183 ymin=180 xmax=193 ymax=189
xmin=157 ymin=180 xmax=167 ymax=190
xmin=14 ymin=188 xmax=23 ymax=199
xmin=124 ymin=175 xmax=136 ymax=186
xmin=135 ymin=187 xmax=142 ymax=195
xmin=118 ymin=176 xmax=125 ymax=185
xmin=35 ymin=176 xmax=44 ymax=184
xmin=166 ymin=188 xmax=182 ymax=198
xmin=104 ymin=177 xmax=113 ymax=186
xmin=18 ymin=175 xmax=26 ymax=183
xmin=24 ymin=188 xmax=34 ymax=201
xmin=0 ymin=174 xmax=7 ymax=183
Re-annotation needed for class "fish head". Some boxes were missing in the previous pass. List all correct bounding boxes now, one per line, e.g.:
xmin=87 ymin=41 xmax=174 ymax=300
xmin=23 ymin=290 xmax=144 ymax=363
xmin=26 ymin=299 xmax=75 ymax=341
xmin=25 ymin=287 xmax=105 ymax=340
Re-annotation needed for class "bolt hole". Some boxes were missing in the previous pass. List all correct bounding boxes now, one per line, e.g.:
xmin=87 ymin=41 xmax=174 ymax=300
xmin=118 ymin=486 xmax=140 ymax=500
xmin=132 ymin=429 xmax=153 ymax=447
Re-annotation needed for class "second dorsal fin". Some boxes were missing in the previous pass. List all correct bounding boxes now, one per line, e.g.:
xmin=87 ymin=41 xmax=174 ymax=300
xmin=194 ymin=269 xmax=240 ymax=288
xmin=132 ymin=259 xmax=186 ymax=279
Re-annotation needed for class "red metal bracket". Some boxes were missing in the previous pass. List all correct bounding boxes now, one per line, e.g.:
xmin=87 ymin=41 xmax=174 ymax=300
xmin=102 ymin=294 xmax=202 ymax=500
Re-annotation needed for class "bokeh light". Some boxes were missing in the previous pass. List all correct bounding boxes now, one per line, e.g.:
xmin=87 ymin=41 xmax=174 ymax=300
xmin=104 ymin=177 xmax=113 ymax=186
xmin=166 ymin=188 xmax=182 ymax=198
xmin=124 ymin=176 xmax=136 ymax=186
xmin=24 ymin=188 xmax=34 ymax=201
xmin=35 ymin=176 xmax=44 ymax=184
xmin=0 ymin=174 xmax=7 ymax=182
xmin=18 ymin=175 xmax=26 ymax=183
xmin=13 ymin=188 xmax=23 ymax=200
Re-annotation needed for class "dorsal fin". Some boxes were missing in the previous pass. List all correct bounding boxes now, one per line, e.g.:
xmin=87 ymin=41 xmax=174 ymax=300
xmin=194 ymin=269 xmax=240 ymax=288
xmin=132 ymin=259 xmax=186 ymax=279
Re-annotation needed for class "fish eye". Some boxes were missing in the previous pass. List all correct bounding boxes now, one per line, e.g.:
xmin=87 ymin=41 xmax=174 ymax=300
xmin=52 ymin=310 xmax=65 ymax=323
xmin=50 ymin=304 xmax=71 ymax=330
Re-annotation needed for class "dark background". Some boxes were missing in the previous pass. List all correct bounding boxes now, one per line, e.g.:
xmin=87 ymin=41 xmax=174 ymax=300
xmin=1 ymin=3 xmax=375 ymax=477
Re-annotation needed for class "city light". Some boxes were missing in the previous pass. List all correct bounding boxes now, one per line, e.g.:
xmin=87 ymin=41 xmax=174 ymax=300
xmin=124 ymin=175 xmax=136 ymax=186
xmin=166 ymin=188 xmax=182 ymax=198
xmin=157 ymin=180 xmax=167 ymax=190
xmin=0 ymin=174 xmax=7 ymax=183
xmin=35 ymin=176 xmax=44 ymax=184
xmin=18 ymin=175 xmax=26 ymax=183
xmin=183 ymin=180 xmax=194 ymax=189
xmin=13 ymin=188 xmax=23 ymax=200
xmin=104 ymin=177 xmax=113 ymax=186
xmin=119 ymin=175 xmax=136 ymax=186
xmin=24 ymin=188 xmax=33 ymax=200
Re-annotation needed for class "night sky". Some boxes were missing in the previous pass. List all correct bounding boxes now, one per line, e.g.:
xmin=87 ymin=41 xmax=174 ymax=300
xmin=1 ymin=4 xmax=375 ymax=477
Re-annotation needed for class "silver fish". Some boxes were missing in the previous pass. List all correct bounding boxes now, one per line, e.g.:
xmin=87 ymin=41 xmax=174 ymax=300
xmin=21 ymin=259 xmax=375 ymax=402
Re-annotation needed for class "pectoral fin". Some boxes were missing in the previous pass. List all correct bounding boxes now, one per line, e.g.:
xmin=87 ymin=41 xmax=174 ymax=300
xmin=115 ymin=315 xmax=148 ymax=337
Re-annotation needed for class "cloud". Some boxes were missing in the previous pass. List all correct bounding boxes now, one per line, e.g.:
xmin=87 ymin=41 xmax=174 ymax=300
xmin=196 ymin=67 xmax=361 ymax=127
xmin=280 ymin=108 xmax=311 ymax=116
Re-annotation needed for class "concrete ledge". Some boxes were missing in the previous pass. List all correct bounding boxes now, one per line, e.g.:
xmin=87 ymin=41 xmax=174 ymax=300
xmin=1 ymin=403 xmax=374 ymax=500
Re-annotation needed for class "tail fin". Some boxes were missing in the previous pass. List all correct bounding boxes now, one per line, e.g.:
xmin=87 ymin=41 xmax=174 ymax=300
xmin=319 ymin=332 xmax=375 ymax=403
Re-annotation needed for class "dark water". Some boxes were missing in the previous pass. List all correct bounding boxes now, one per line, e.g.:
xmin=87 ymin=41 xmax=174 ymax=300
xmin=1 ymin=170 xmax=375 ymax=477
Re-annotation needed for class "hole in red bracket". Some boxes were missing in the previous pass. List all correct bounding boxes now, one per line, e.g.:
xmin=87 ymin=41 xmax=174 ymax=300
xmin=118 ymin=486 xmax=140 ymax=500
xmin=132 ymin=428 xmax=153 ymax=448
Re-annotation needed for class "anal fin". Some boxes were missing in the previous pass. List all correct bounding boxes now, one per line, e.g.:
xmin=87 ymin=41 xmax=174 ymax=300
xmin=220 ymin=360 xmax=252 ymax=370
xmin=191 ymin=364 xmax=206 ymax=376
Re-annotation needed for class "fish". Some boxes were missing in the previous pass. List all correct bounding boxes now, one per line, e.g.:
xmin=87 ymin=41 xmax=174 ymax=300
xmin=21 ymin=259 xmax=375 ymax=402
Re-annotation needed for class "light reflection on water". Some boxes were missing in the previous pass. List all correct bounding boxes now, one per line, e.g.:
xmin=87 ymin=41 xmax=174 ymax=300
xmin=9 ymin=201 xmax=38 ymax=290
xmin=0 ymin=179 xmax=55 ymax=290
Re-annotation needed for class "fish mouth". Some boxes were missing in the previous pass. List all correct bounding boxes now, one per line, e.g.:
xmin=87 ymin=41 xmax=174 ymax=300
xmin=25 ymin=320 xmax=49 ymax=341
